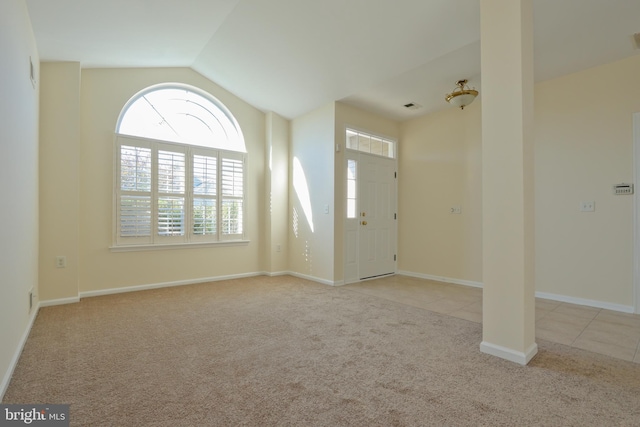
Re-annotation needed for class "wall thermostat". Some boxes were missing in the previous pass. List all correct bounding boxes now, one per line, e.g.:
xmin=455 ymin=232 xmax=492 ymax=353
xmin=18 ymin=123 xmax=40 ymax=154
xmin=613 ymin=183 xmax=634 ymax=195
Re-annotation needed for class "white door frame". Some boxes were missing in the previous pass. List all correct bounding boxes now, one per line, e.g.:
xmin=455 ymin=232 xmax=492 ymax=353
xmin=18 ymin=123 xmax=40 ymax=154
xmin=634 ymin=112 xmax=640 ymax=313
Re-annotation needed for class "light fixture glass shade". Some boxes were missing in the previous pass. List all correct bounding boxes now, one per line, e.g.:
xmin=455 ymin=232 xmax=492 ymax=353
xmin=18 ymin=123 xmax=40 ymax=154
xmin=445 ymin=79 xmax=478 ymax=110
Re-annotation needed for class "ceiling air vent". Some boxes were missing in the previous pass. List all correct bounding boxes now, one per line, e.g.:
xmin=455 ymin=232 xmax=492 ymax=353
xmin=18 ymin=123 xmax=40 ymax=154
xmin=403 ymin=102 xmax=422 ymax=110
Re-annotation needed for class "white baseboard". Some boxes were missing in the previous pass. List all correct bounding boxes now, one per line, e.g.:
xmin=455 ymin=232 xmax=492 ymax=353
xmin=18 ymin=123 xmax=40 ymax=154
xmin=398 ymin=270 xmax=634 ymax=314
xmin=534 ymin=291 xmax=634 ymax=314
xmin=397 ymin=270 xmax=483 ymax=288
xmin=0 ymin=301 xmax=40 ymax=401
xmin=287 ymin=271 xmax=343 ymax=286
xmin=39 ymin=296 xmax=80 ymax=307
xmin=264 ymin=271 xmax=290 ymax=277
xmin=480 ymin=341 xmax=538 ymax=365
xmin=39 ymin=271 xmax=342 ymax=304
xmin=79 ymin=271 xmax=266 ymax=299
xmin=74 ymin=270 xmax=634 ymax=313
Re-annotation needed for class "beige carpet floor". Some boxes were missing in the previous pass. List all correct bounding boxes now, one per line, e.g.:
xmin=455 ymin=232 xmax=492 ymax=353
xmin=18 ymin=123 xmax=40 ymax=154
xmin=3 ymin=275 xmax=640 ymax=426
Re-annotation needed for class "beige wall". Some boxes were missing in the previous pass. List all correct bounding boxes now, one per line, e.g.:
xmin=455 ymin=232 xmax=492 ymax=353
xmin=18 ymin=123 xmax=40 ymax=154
xmin=398 ymin=101 xmax=483 ymax=284
xmin=399 ymin=54 xmax=640 ymax=310
xmin=39 ymin=62 xmax=81 ymax=301
xmin=0 ymin=0 xmax=40 ymax=397
xmin=535 ymin=54 xmax=640 ymax=308
xmin=36 ymin=67 xmax=267 ymax=299
xmin=289 ymin=103 xmax=336 ymax=283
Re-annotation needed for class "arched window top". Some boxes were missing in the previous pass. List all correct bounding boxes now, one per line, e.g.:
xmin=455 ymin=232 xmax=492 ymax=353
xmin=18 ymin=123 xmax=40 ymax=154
xmin=117 ymin=83 xmax=245 ymax=152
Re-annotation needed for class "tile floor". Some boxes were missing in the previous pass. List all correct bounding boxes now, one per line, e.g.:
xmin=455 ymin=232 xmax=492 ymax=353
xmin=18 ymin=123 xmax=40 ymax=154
xmin=344 ymin=274 xmax=640 ymax=363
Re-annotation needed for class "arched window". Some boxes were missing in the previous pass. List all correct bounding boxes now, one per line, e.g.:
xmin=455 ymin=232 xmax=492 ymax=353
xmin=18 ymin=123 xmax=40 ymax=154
xmin=117 ymin=85 xmax=245 ymax=152
xmin=113 ymin=84 xmax=247 ymax=249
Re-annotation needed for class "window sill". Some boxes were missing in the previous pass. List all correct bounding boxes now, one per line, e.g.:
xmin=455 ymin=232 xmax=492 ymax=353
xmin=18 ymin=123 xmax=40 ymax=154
xmin=109 ymin=240 xmax=250 ymax=252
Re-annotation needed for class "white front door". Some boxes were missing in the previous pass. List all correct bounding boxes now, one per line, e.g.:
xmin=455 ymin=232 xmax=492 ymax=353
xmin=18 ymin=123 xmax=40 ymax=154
xmin=356 ymin=154 xmax=397 ymax=279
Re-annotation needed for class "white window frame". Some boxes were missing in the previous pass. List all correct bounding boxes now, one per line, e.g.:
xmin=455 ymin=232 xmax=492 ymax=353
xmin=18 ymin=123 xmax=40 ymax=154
xmin=112 ymin=134 xmax=248 ymax=251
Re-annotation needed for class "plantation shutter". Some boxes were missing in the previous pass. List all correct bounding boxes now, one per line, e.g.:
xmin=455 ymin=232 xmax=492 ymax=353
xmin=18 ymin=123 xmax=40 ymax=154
xmin=192 ymin=150 xmax=218 ymax=240
xmin=221 ymin=153 xmax=245 ymax=239
xmin=156 ymin=145 xmax=186 ymax=243
xmin=117 ymin=143 xmax=152 ymax=245
xmin=114 ymin=135 xmax=246 ymax=246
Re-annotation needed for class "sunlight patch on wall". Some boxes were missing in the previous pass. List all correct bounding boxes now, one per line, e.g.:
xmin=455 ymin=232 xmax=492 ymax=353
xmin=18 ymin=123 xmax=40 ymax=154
xmin=293 ymin=157 xmax=314 ymax=233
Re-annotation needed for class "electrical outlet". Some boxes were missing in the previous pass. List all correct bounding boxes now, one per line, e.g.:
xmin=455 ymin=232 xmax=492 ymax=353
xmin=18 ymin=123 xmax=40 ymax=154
xmin=580 ymin=201 xmax=595 ymax=212
xmin=450 ymin=206 xmax=462 ymax=214
xmin=28 ymin=288 xmax=34 ymax=312
xmin=55 ymin=256 xmax=67 ymax=268
xmin=276 ymin=244 xmax=281 ymax=253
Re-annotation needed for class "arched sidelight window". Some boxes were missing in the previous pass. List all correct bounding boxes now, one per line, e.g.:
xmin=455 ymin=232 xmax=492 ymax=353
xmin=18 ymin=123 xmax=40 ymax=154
xmin=113 ymin=84 xmax=247 ymax=248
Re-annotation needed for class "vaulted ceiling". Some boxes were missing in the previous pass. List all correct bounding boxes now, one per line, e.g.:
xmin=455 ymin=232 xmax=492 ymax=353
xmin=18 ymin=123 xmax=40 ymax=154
xmin=26 ymin=0 xmax=640 ymax=121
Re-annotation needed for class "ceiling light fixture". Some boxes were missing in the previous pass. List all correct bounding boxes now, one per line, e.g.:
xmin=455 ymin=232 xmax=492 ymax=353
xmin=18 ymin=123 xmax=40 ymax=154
xmin=445 ymin=79 xmax=478 ymax=110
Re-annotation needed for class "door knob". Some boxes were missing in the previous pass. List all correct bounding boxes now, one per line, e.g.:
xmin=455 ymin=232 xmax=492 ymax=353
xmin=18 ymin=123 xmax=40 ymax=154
xmin=361 ymin=221 xmax=367 ymax=225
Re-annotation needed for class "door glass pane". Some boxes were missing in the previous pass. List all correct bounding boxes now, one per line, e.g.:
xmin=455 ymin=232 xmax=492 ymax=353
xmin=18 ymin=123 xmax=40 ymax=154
xmin=346 ymin=130 xmax=358 ymax=150
xmin=370 ymin=137 xmax=383 ymax=156
xmin=347 ymin=159 xmax=357 ymax=219
xmin=358 ymin=134 xmax=371 ymax=153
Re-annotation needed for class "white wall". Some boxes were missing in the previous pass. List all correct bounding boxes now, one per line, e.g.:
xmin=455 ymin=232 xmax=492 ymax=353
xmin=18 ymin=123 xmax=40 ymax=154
xmin=0 ymin=0 xmax=40 ymax=398
xmin=289 ymin=103 xmax=336 ymax=283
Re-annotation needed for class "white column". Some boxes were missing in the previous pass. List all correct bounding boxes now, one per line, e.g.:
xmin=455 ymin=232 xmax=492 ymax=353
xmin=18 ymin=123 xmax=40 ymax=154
xmin=480 ymin=0 xmax=537 ymax=364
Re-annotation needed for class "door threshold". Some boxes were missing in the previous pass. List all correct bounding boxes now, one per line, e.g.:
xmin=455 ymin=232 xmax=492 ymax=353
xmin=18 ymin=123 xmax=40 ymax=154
xmin=359 ymin=272 xmax=395 ymax=281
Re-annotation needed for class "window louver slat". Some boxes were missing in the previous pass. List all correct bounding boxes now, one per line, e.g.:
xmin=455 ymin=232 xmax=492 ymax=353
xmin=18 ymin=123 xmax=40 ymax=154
xmin=222 ymin=199 xmax=243 ymax=235
xmin=158 ymin=197 xmax=184 ymax=236
xmin=120 ymin=196 xmax=151 ymax=237
xmin=120 ymin=146 xmax=151 ymax=191
xmin=222 ymin=158 xmax=243 ymax=197
xmin=221 ymin=157 xmax=244 ymax=235
xmin=193 ymin=198 xmax=217 ymax=235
